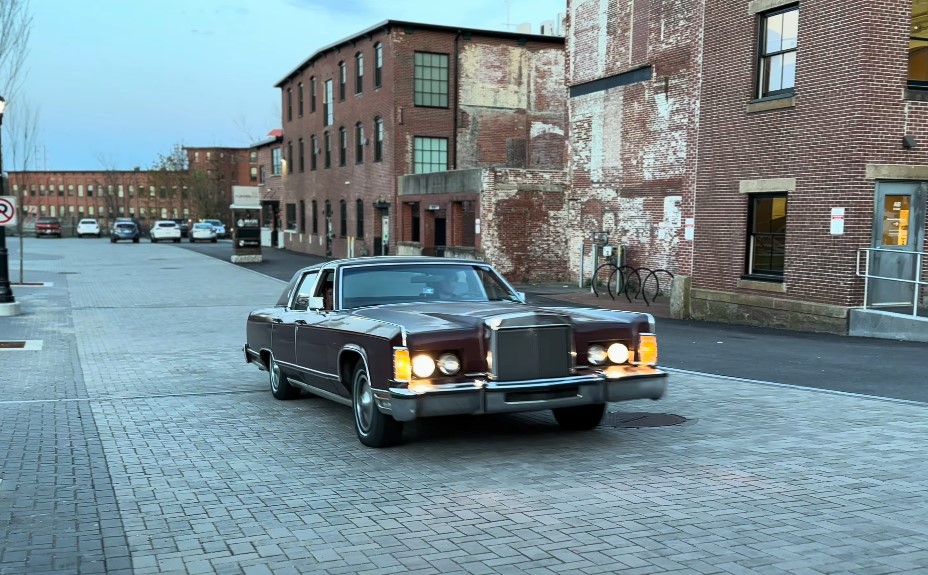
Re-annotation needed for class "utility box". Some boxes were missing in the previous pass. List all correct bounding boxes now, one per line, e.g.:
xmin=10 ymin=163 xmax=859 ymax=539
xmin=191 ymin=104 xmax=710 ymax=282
xmin=230 ymin=205 xmax=262 ymax=263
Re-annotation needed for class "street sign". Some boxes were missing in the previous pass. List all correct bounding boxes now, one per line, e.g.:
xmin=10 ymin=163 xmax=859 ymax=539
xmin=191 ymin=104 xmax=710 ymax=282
xmin=0 ymin=196 xmax=17 ymax=227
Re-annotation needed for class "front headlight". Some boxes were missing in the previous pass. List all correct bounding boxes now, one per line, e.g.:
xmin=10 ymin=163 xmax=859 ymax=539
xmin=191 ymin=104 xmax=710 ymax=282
xmin=607 ymin=343 xmax=629 ymax=364
xmin=437 ymin=353 xmax=460 ymax=375
xmin=411 ymin=354 xmax=436 ymax=378
xmin=587 ymin=344 xmax=607 ymax=365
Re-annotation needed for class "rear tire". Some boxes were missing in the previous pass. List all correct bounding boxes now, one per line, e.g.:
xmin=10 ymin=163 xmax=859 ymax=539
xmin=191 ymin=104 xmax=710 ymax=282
xmin=553 ymin=403 xmax=606 ymax=431
xmin=132 ymin=238 xmax=139 ymax=243
xmin=211 ymin=238 xmax=217 ymax=243
xmin=352 ymin=362 xmax=403 ymax=447
xmin=269 ymin=355 xmax=300 ymax=400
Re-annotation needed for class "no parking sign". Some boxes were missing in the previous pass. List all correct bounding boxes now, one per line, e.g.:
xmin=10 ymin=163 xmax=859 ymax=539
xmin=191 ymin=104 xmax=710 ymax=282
xmin=0 ymin=196 xmax=17 ymax=227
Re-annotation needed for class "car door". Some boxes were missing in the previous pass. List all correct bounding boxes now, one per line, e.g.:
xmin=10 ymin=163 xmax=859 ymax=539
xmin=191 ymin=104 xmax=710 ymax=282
xmin=271 ymin=270 xmax=318 ymax=374
xmin=294 ymin=267 xmax=344 ymax=396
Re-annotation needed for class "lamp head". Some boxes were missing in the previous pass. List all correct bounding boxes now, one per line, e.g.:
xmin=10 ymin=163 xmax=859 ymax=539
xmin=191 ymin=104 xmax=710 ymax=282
xmin=0 ymin=96 xmax=6 ymax=116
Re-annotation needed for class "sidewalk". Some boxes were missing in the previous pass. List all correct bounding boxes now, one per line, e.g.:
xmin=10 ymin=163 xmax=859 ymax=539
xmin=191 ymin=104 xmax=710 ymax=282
xmin=514 ymin=281 xmax=672 ymax=318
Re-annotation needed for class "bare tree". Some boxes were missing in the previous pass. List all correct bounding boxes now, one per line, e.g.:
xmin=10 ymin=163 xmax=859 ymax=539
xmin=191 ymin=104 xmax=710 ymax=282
xmin=148 ymin=143 xmax=190 ymax=222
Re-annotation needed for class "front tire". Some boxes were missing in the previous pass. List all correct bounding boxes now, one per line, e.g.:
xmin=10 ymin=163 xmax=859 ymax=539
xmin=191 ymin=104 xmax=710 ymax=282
xmin=269 ymin=355 xmax=300 ymax=400
xmin=352 ymin=362 xmax=403 ymax=447
xmin=552 ymin=403 xmax=606 ymax=431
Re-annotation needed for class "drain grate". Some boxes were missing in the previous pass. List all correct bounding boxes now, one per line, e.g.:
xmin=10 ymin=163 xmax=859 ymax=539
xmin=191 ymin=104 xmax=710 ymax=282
xmin=600 ymin=411 xmax=688 ymax=428
xmin=0 ymin=341 xmax=26 ymax=349
xmin=0 ymin=340 xmax=43 ymax=351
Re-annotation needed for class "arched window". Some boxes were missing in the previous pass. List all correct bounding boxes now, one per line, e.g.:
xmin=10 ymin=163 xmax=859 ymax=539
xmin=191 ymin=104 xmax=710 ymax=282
xmin=374 ymin=43 xmax=383 ymax=87
xmin=339 ymin=199 xmax=348 ymax=237
xmin=355 ymin=122 xmax=365 ymax=164
xmin=356 ymin=198 xmax=364 ymax=238
xmin=355 ymin=52 xmax=364 ymax=94
xmin=374 ymin=117 xmax=383 ymax=162
xmin=311 ymin=200 xmax=318 ymax=234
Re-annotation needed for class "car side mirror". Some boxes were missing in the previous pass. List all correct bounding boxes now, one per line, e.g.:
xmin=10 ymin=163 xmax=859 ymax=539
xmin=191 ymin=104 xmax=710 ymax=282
xmin=515 ymin=291 xmax=526 ymax=303
xmin=307 ymin=296 xmax=325 ymax=310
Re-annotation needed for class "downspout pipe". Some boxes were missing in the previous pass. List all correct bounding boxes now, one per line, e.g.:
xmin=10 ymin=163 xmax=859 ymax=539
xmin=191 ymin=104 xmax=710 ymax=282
xmin=452 ymin=30 xmax=460 ymax=170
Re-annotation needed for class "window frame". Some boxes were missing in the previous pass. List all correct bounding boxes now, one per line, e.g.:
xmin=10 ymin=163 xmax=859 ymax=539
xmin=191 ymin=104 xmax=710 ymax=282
xmin=298 ymin=138 xmax=305 ymax=173
xmin=374 ymin=43 xmax=383 ymax=88
xmin=312 ymin=199 xmax=318 ymax=234
xmin=310 ymin=77 xmax=317 ymax=113
xmin=310 ymin=135 xmax=317 ymax=171
xmin=324 ymin=79 xmax=334 ymax=126
xmin=338 ymin=61 xmax=347 ymax=101
xmin=339 ymin=127 xmax=348 ymax=167
xmin=272 ymin=147 xmax=282 ymax=175
xmin=324 ymin=131 xmax=332 ymax=169
xmin=286 ymin=87 xmax=293 ymax=121
xmin=412 ymin=136 xmax=449 ymax=174
xmin=340 ymin=199 xmax=348 ymax=237
xmin=756 ymin=5 xmax=798 ymax=100
xmin=355 ymin=122 xmax=365 ymax=164
xmin=374 ymin=117 xmax=384 ymax=162
xmin=744 ymin=192 xmax=788 ymax=281
xmin=356 ymin=198 xmax=364 ymax=238
xmin=285 ymin=203 xmax=297 ymax=230
xmin=414 ymin=51 xmax=450 ymax=108
xmin=355 ymin=52 xmax=364 ymax=94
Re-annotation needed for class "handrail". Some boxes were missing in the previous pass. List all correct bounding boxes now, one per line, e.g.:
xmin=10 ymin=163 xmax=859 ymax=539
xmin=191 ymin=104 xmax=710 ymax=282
xmin=855 ymin=247 xmax=927 ymax=317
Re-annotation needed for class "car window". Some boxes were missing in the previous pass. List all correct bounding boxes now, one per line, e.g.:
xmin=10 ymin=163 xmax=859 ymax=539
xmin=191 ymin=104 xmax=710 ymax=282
xmin=157 ymin=222 xmax=176 ymax=228
xmin=79 ymin=219 xmax=96 ymax=224
xmin=290 ymin=271 xmax=320 ymax=311
xmin=341 ymin=264 xmax=519 ymax=308
xmin=116 ymin=223 xmax=135 ymax=230
xmin=193 ymin=223 xmax=211 ymax=229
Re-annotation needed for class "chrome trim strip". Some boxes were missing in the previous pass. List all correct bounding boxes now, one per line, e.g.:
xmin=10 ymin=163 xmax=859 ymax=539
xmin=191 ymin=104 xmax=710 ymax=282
xmin=287 ymin=377 xmax=352 ymax=406
xmin=277 ymin=359 xmax=339 ymax=381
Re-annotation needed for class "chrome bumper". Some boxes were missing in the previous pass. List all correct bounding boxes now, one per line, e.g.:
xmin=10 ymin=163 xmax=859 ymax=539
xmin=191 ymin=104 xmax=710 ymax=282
xmin=380 ymin=366 xmax=667 ymax=422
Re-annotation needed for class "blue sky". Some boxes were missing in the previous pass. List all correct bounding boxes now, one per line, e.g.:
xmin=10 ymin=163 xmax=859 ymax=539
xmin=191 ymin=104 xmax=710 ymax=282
xmin=16 ymin=0 xmax=567 ymax=171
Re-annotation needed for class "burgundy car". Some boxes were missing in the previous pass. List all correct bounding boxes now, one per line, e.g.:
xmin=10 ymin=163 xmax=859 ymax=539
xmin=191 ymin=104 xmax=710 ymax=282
xmin=35 ymin=216 xmax=62 ymax=238
xmin=244 ymin=257 xmax=667 ymax=447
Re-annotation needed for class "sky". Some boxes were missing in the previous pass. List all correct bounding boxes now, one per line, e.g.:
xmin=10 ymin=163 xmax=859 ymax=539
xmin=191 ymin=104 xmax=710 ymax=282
xmin=10 ymin=0 xmax=567 ymax=171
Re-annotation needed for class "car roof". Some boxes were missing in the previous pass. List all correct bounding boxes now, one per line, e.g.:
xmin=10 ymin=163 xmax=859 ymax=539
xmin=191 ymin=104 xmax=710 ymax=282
xmin=295 ymin=256 xmax=490 ymax=274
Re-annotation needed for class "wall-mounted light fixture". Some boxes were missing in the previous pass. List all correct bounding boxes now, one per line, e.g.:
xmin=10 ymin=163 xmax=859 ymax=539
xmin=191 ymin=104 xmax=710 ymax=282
xmin=903 ymin=135 xmax=918 ymax=150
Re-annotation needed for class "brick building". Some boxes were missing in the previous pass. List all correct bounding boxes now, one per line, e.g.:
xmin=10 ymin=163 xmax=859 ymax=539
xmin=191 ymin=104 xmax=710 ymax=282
xmin=8 ymin=146 xmax=253 ymax=235
xmin=251 ymin=129 xmax=284 ymax=246
xmin=274 ymin=20 xmax=569 ymax=279
xmin=565 ymin=0 xmax=928 ymax=338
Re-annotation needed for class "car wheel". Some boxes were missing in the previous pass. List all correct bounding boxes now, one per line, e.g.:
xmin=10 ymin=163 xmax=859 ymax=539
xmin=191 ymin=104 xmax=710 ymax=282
xmin=110 ymin=238 xmax=117 ymax=243
xmin=132 ymin=237 xmax=139 ymax=243
xmin=269 ymin=355 xmax=300 ymax=400
xmin=174 ymin=238 xmax=180 ymax=243
xmin=552 ymin=403 xmax=606 ymax=431
xmin=151 ymin=237 xmax=157 ymax=243
xmin=352 ymin=361 xmax=403 ymax=447
xmin=189 ymin=238 xmax=194 ymax=243
xmin=211 ymin=238 xmax=217 ymax=243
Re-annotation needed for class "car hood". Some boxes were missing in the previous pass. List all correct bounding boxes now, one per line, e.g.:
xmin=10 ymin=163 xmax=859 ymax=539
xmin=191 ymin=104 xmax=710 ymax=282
xmin=350 ymin=301 xmax=648 ymax=334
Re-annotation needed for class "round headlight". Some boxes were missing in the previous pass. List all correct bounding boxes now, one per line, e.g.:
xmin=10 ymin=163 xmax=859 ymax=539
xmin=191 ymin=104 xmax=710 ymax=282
xmin=437 ymin=353 xmax=461 ymax=375
xmin=411 ymin=354 xmax=436 ymax=378
xmin=607 ymin=343 xmax=630 ymax=364
xmin=587 ymin=344 xmax=607 ymax=365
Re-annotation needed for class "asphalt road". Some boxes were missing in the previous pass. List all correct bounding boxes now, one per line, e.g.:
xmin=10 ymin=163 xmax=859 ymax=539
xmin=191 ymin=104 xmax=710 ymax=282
xmin=178 ymin=241 xmax=928 ymax=403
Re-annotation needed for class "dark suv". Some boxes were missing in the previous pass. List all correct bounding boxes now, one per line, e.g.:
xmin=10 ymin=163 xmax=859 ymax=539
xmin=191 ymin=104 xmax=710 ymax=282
xmin=35 ymin=216 xmax=62 ymax=238
xmin=171 ymin=218 xmax=190 ymax=238
xmin=110 ymin=222 xmax=140 ymax=243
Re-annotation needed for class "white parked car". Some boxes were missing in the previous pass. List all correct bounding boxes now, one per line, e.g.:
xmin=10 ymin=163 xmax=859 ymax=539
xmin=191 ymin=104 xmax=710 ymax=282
xmin=76 ymin=218 xmax=101 ymax=238
xmin=189 ymin=222 xmax=218 ymax=243
xmin=150 ymin=220 xmax=181 ymax=243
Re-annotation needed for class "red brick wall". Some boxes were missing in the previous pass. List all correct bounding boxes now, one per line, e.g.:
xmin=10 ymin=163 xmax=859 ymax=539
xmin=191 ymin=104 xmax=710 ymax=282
xmin=565 ymin=0 xmax=701 ymax=281
xmin=694 ymin=1 xmax=928 ymax=308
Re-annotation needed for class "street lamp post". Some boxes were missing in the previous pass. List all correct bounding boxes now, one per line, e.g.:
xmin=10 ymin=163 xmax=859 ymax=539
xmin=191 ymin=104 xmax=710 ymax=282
xmin=0 ymin=95 xmax=19 ymax=311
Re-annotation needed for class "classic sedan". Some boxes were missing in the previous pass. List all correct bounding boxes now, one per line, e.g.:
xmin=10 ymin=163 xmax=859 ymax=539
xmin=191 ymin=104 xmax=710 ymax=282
xmin=244 ymin=257 xmax=667 ymax=447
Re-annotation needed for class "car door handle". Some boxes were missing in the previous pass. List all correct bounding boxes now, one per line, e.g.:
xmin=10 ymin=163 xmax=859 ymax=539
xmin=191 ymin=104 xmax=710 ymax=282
xmin=295 ymin=319 xmax=308 ymax=325
xmin=271 ymin=318 xmax=283 ymax=324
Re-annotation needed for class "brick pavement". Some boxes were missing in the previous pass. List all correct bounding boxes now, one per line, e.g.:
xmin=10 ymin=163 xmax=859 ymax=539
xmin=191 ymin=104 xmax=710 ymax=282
xmin=0 ymin=238 xmax=926 ymax=574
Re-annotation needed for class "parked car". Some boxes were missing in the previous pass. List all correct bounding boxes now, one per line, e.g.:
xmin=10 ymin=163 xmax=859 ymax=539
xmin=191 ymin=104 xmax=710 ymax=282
xmin=189 ymin=222 xmax=217 ymax=243
xmin=76 ymin=218 xmax=101 ymax=238
xmin=35 ymin=216 xmax=62 ymax=238
xmin=150 ymin=220 xmax=181 ymax=243
xmin=202 ymin=219 xmax=227 ymax=239
xmin=171 ymin=218 xmax=190 ymax=238
xmin=110 ymin=221 xmax=140 ymax=243
xmin=243 ymin=257 xmax=667 ymax=447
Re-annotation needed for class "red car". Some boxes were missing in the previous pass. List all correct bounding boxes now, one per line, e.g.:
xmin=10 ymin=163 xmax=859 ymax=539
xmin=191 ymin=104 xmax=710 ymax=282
xmin=35 ymin=216 xmax=62 ymax=238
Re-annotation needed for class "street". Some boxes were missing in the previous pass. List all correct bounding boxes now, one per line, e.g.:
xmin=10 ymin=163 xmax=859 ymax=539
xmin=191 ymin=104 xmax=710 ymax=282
xmin=1 ymin=238 xmax=927 ymax=575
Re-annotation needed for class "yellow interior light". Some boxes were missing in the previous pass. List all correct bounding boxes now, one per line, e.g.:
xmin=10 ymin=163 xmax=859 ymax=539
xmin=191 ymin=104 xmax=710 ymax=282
xmin=394 ymin=348 xmax=411 ymax=382
xmin=637 ymin=334 xmax=658 ymax=366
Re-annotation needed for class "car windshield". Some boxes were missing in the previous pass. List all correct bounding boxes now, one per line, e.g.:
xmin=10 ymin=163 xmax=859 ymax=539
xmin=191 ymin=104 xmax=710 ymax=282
xmin=116 ymin=223 xmax=135 ymax=230
xmin=157 ymin=222 xmax=176 ymax=227
xmin=79 ymin=219 xmax=96 ymax=224
xmin=38 ymin=217 xmax=58 ymax=223
xmin=205 ymin=220 xmax=221 ymax=226
xmin=340 ymin=263 xmax=520 ymax=308
xmin=193 ymin=223 xmax=212 ymax=229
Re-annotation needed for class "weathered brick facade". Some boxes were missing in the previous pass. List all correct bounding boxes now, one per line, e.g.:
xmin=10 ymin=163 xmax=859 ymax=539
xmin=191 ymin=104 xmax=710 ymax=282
xmin=566 ymin=0 xmax=928 ymax=333
xmin=274 ymin=20 xmax=568 ymax=271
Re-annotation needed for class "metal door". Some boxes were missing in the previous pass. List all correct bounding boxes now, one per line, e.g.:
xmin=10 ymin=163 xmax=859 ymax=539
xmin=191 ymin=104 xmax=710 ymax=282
xmin=869 ymin=182 xmax=926 ymax=307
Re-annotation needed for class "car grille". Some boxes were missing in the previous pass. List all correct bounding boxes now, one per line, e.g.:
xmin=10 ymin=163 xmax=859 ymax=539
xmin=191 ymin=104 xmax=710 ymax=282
xmin=488 ymin=324 xmax=572 ymax=381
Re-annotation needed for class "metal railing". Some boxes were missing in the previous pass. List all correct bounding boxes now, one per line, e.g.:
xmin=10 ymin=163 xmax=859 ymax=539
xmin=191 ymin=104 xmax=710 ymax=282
xmin=855 ymin=247 xmax=927 ymax=317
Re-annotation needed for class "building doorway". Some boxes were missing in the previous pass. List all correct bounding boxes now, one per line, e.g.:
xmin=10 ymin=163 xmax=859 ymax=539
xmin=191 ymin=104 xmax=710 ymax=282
xmin=434 ymin=216 xmax=447 ymax=257
xmin=868 ymin=181 xmax=926 ymax=308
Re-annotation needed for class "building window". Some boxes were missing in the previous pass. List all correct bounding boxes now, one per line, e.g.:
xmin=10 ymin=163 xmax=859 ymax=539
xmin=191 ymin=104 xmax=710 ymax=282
xmin=324 ymin=132 xmax=331 ymax=168
xmin=310 ymin=135 xmax=318 ymax=170
xmin=250 ymin=150 xmax=258 ymax=163
xmin=312 ymin=199 xmax=318 ymax=234
xmin=286 ymin=87 xmax=293 ymax=121
xmin=298 ymin=81 xmax=304 ymax=116
xmin=757 ymin=6 xmax=798 ymax=99
xmin=259 ymin=165 xmax=267 ymax=183
xmin=250 ymin=166 xmax=258 ymax=181
xmin=339 ymin=61 xmax=347 ymax=101
xmin=272 ymin=147 xmax=282 ymax=175
xmin=287 ymin=140 xmax=293 ymax=174
xmin=374 ymin=117 xmax=384 ymax=161
xmin=299 ymin=200 xmax=306 ymax=233
xmin=414 ymin=52 xmax=449 ymax=108
xmin=374 ymin=43 xmax=383 ymax=88
xmin=356 ymin=198 xmax=364 ymax=238
xmin=339 ymin=127 xmax=347 ymax=166
xmin=413 ymin=136 xmax=448 ymax=173
xmin=746 ymin=193 xmax=788 ymax=279
xmin=310 ymin=76 xmax=317 ymax=112
xmin=355 ymin=123 xmax=365 ymax=164
xmin=298 ymin=138 xmax=305 ymax=172
xmin=340 ymin=199 xmax=347 ymax=237
xmin=323 ymin=79 xmax=334 ymax=126
xmin=355 ymin=52 xmax=364 ymax=94
xmin=286 ymin=203 xmax=297 ymax=230
xmin=911 ymin=1 xmax=928 ymax=89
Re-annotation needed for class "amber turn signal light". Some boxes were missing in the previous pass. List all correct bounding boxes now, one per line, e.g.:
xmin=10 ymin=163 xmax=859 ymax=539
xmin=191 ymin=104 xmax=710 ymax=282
xmin=393 ymin=348 xmax=411 ymax=382
xmin=636 ymin=334 xmax=658 ymax=366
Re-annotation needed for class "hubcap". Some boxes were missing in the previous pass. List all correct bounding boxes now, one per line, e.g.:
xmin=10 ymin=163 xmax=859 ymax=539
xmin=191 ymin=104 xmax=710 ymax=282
xmin=354 ymin=370 xmax=373 ymax=434
xmin=270 ymin=360 xmax=280 ymax=392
